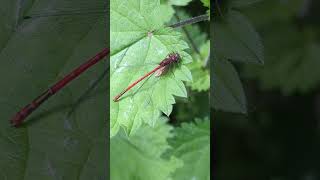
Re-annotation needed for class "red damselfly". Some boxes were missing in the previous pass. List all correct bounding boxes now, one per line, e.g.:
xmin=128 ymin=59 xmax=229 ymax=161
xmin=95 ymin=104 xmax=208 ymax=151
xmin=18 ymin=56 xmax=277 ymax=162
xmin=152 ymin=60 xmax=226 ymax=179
xmin=9 ymin=4 xmax=108 ymax=127
xmin=113 ymin=52 xmax=181 ymax=102
xmin=10 ymin=48 xmax=109 ymax=127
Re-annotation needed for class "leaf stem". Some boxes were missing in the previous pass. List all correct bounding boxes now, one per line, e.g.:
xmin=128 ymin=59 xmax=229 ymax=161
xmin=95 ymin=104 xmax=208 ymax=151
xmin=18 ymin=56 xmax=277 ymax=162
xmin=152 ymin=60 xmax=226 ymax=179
xmin=214 ymin=0 xmax=224 ymax=18
xmin=173 ymin=12 xmax=200 ymax=54
xmin=168 ymin=14 xmax=209 ymax=29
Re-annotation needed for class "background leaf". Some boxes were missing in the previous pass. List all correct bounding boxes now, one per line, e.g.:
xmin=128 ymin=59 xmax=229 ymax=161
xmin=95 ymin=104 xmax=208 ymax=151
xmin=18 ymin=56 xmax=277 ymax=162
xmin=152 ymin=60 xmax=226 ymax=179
xmin=242 ymin=0 xmax=320 ymax=95
xmin=213 ymin=4 xmax=263 ymax=113
xmin=214 ymin=1 xmax=320 ymax=179
xmin=160 ymin=0 xmax=194 ymax=20
xmin=111 ymin=117 xmax=182 ymax=180
xmin=187 ymin=40 xmax=210 ymax=92
xmin=213 ymin=10 xmax=264 ymax=64
xmin=168 ymin=118 xmax=210 ymax=180
xmin=201 ymin=0 xmax=210 ymax=8
xmin=212 ymin=58 xmax=247 ymax=113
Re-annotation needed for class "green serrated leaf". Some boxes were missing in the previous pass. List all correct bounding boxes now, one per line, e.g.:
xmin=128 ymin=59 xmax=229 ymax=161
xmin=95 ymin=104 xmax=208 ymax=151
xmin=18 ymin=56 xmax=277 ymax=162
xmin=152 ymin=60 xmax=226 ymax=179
xmin=111 ymin=0 xmax=192 ymax=137
xmin=111 ymin=117 xmax=183 ymax=180
xmin=168 ymin=118 xmax=210 ymax=180
xmin=213 ymin=10 xmax=264 ymax=64
xmin=212 ymin=58 xmax=247 ymax=113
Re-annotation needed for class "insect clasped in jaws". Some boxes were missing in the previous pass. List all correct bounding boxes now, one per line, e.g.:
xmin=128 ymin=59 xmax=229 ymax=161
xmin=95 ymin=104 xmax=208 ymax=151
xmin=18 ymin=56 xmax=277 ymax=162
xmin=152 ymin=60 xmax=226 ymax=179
xmin=113 ymin=52 xmax=181 ymax=102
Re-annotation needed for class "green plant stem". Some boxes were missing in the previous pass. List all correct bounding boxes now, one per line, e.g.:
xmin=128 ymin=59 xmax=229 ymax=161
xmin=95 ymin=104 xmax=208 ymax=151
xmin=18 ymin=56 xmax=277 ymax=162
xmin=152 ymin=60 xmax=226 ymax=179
xmin=169 ymin=14 xmax=209 ymax=29
xmin=214 ymin=0 xmax=224 ymax=18
xmin=173 ymin=12 xmax=200 ymax=54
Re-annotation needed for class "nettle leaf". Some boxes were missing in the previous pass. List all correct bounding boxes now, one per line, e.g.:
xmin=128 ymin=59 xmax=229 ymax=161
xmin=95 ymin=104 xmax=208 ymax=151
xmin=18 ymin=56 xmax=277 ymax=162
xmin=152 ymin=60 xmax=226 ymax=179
xmin=187 ymin=40 xmax=210 ymax=92
xmin=213 ymin=10 xmax=264 ymax=64
xmin=111 ymin=0 xmax=192 ymax=137
xmin=168 ymin=118 xmax=210 ymax=180
xmin=111 ymin=117 xmax=182 ymax=180
xmin=212 ymin=58 xmax=247 ymax=113
xmin=0 ymin=0 xmax=107 ymax=179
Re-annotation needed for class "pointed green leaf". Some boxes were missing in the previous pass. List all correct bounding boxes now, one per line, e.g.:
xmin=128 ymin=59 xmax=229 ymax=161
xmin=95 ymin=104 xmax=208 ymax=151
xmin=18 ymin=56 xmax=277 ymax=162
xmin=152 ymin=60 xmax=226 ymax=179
xmin=212 ymin=58 xmax=247 ymax=113
xmin=213 ymin=10 xmax=264 ymax=64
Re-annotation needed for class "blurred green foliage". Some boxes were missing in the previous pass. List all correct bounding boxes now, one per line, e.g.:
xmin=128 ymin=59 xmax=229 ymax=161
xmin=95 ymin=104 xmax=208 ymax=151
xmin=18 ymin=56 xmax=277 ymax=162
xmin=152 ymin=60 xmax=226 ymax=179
xmin=242 ymin=0 xmax=320 ymax=95
xmin=214 ymin=0 xmax=320 ymax=179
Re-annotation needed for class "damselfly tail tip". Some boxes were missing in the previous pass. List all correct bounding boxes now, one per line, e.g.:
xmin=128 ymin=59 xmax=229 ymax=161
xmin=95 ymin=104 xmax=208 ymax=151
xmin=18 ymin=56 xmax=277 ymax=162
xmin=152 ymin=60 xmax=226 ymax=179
xmin=10 ymin=114 xmax=22 ymax=127
xmin=10 ymin=107 xmax=30 ymax=127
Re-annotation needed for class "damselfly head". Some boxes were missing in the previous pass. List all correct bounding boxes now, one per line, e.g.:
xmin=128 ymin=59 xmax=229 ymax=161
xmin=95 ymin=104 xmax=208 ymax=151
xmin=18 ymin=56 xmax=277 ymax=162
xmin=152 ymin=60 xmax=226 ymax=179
xmin=167 ymin=52 xmax=180 ymax=63
xmin=160 ymin=52 xmax=181 ymax=66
